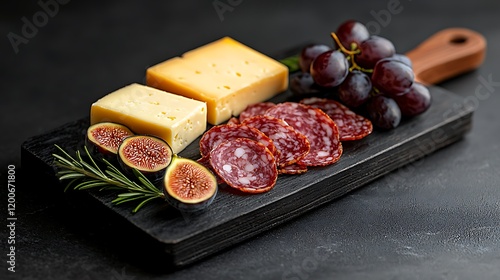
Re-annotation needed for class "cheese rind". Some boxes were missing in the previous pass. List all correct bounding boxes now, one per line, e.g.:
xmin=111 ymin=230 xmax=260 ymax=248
xmin=90 ymin=83 xmax=207 ymax=154
xmin=146 ymin=37 xmax=288 ymax=125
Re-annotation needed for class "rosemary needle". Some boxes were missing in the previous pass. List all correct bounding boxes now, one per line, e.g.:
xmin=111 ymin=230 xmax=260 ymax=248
xmin=52 ymin=144 xmax=165 ymax=213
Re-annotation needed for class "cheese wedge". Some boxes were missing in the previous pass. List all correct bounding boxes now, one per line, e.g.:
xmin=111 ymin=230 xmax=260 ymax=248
xmin=90 ymin=83 xmax=207 ymax=154
xmin=146 ymin=37 xmax=289 ymax=125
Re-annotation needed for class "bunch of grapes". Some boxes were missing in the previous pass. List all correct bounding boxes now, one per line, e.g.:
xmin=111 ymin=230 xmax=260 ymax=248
xmin=291 ymin=20 xmax=431 ymax=129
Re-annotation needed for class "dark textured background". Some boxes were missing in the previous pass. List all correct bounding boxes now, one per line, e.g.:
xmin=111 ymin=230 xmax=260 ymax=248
xmin=2 ymin=0 xmax=500 ymax=279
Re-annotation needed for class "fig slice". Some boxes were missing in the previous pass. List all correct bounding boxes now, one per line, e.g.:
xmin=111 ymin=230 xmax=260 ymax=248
xmin=85 ymin=122 xmax=134 ymax=161
xmin=117 ymin=135 xmax=173 ymax=183
xmin=163 ymin=156 xmax=217 ymax=212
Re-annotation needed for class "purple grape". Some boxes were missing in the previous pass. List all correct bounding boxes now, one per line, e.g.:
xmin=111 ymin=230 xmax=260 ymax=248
xmin=336 ymin=20 xmax=370 ymax=49
xmin=390 ymin=53 xmax=413 ymax=68
xmin=356 ymin=36 xmax=395 ymax=69
xmin=338 ymin=70 xmax=372 ymax=108
xmin=310 ymin=50 xmax=349 ymax=88
xmin=299 ymin=44 xmax=332 ymax=73
xmin=392 ymin=82 xmax=431 ymax=117
xmin=366 ymin=95 xmax=402 ymax=129
xmin=371 ymin=59 xmax=414 ymax=97
xmin=290 ymin=72 xmax=325 ymax=95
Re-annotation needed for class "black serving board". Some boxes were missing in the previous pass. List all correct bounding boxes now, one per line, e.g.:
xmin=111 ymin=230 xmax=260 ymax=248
xmin=21 ymin=82 xmax=474 ymax=266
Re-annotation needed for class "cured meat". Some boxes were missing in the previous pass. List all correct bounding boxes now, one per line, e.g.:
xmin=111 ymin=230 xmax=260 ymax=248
xmin=239 ymin=102 xmax=276 ymax=122
xmin=197 ymin=156 xmax=226 ymax=185
xmin=209 ymin=138 xmax=278 ymax=193
xmin=242 ymin=115 xmax=310 ymax=167
xmin=300 ymin=97 xmax=373 ymax=141
xmin=278 ymin=163 xmax=308 ymax=175
xmin=226 ymin=117 xmax=240 ymax=125
xmin=266 ymin=102 xmax=342 ymax=167
xmin=199 ymin=124 xmax=277 ymax=158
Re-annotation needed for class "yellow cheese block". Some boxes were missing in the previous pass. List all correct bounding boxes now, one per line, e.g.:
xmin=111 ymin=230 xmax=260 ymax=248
xmin=90 ymin=83 xmax=207 ymax=154
xmin=146 ymin=37 xmax=289 ymax=125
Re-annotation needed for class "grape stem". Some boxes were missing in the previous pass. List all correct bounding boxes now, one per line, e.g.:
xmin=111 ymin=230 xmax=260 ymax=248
xmin=330 ymin=32 xmax=359 ymax=55
xmin=330 ymin=32 xmax=373 ymax=74
xmin=371 ymin=87 xmax=381 ymax=96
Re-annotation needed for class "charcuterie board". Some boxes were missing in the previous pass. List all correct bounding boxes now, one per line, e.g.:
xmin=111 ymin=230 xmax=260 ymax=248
xmin=21 ymin=28 xmax=484 ymax=266
xmin=20 ymin=85 xmax=474 ymax=266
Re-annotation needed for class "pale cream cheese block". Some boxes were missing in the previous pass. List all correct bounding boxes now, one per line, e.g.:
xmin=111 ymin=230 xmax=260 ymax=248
xmin=146 ymin=37 xmax=289 ymax=125
xmin=90 ymin=83 xmax=207 ymax=154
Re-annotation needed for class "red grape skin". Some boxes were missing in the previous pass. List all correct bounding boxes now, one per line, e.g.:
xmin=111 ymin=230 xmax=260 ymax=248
xmin=299 ymin=44 xmax=332 ymax=73
xmin=336 ymin=20 xmax=370 ymax=49
xmin=371 ymin=59 xmax=414 ymax=97
xmin=391 ymin=54 xmax=413 ymax=68
xmin=366 ymin=95 xmax=402 ymax=129
xmin=356 ymin=36 xmax=395 ymax=69
xmin=393 ymin=83 xmax=431 ymax=117
xmin=338 ymin=70 xmax=372 ymax=108
xmin=310 ymin=50 xmax=349 ymax=88
xmin=290 ymin=72 xmax=325 ymax=95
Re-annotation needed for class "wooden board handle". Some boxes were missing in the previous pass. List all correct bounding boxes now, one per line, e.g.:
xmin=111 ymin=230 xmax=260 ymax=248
xmin=405 ymin=28 xmax=486 ymax=85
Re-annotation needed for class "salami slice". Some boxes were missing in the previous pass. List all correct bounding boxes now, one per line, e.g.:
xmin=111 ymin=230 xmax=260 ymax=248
xmin=266 ymin=102 xmax=342 ymax=167
xmin=300 ymin=97 xmax=373 ymax=141
xmin=279 ymin=163 xmax=308 ymax=175
xmin=226 ymin=117 xmax=240 ymax=125
xmin=239 ymin=102 xmax=276 ymax=122
xmin=199 ymin=124 xmax=277 ymax=158
xmin=197 ymin=156 xmax=226 ymax=185
xmin=209 ymin=138 xmax=278 ymax=193
xmin=242 ymin=115 xmax=310 ymax=167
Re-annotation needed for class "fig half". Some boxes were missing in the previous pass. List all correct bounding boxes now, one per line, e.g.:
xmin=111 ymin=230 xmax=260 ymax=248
xmin=86 ymin=122 xmax=134 ymax=162
xmin=117 ymin=135 xmax=173 ymax=183
xmin=163 ymin=156 xmax=217 ymax=212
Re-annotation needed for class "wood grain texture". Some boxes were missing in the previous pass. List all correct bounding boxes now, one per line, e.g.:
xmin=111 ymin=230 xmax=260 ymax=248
xmin=21 ymin=85 xmax=473 ymax=266
xmin=406 ymin=28 xmax=486 ymax=85
xmin=21 ymin=29 xmax=484 ymax=265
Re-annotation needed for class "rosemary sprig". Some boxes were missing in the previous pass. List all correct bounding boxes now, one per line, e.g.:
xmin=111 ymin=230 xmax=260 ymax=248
xmin=52 ymin=144 xmax=165 ymax=213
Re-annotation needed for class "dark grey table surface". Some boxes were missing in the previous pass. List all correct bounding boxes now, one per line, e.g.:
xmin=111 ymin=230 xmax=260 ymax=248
xmin=2 ymin=1 xmax=500 ymax=279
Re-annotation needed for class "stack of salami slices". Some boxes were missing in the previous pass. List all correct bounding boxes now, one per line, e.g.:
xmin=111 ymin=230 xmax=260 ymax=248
xmin=197 ymin=97 xmax=373 ymax=194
